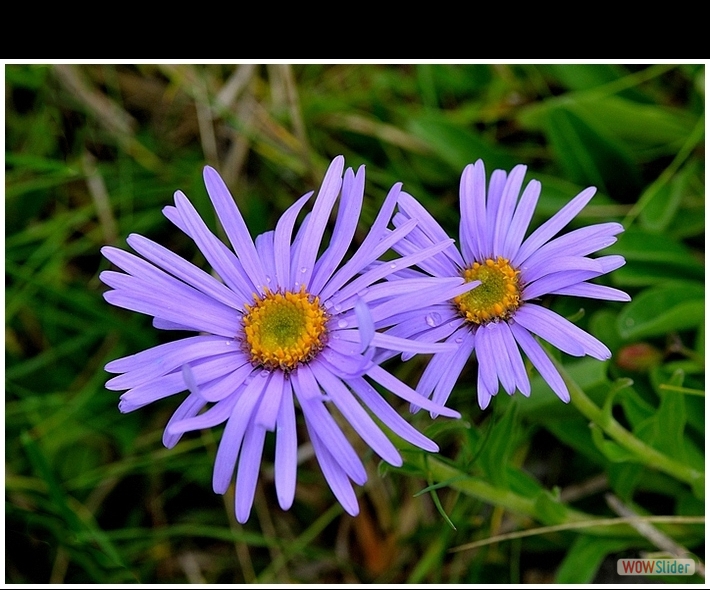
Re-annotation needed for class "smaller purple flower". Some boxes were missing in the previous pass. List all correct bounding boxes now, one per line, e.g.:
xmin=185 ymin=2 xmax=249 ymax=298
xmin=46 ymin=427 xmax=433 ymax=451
xmin=383 ymin=160 xmax=630 ymax=411
xmin=101 ymin=156 xmax=465 ymax=522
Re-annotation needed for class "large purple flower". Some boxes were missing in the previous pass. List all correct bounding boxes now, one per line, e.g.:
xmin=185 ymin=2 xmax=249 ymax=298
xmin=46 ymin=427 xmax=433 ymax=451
xmin=100 ymin=156 xmax=468 ymax=522
xmin=382 ymin=160 xmax=630 ymax=411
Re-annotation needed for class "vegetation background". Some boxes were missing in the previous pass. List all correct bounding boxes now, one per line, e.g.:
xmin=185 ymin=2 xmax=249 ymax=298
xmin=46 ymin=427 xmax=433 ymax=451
xmin=5 ymin=62 xmax=705 ymax=584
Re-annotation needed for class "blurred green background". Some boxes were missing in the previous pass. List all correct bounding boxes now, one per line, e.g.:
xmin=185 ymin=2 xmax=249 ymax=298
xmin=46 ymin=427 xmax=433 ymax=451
xmin=5 ymin=63 xmax=705 ymax=583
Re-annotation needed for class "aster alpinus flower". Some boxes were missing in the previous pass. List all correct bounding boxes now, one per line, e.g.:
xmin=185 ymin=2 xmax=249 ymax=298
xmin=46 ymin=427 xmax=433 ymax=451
xmin=382 ymin=160 xmax=630 ymax=411
xmin=101 ymin=156 xmax=470 ymax=522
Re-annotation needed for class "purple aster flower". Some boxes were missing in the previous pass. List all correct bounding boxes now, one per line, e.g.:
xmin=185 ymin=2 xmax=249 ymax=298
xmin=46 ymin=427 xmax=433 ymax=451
xmin=383 ymin=160 xmax=630 ymax=411
xmin=101 ymin=156 xmax=466 ymax=522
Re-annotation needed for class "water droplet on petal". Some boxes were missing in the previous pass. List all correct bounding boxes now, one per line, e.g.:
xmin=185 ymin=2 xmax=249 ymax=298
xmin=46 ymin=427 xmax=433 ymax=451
xmin=337 ymin=319 xmax=348 ymax=328
xmin=300 ymin=267 xmax=307 ymax=274
xmin=425 ymin=312 xmax=442 ymax=327
xmin=260 ymin=369 xmax=270 ymax=377
xmin=265 ymin=275 xmax=271 ymax=283
xmin=324 ymin=300 xmax=333 ymax=310
xmin=455 ymin=337 xmax=464 ymax=344
xmin=333 ymin=303 xmax=342 ymax=312
xmin=332 ymin=333 xmax=341 ymax=339
xmin=390 ymin=262 xmax=397 ymax=269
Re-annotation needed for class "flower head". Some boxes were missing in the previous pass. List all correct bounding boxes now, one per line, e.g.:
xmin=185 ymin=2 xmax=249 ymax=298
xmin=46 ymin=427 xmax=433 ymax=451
xmin=101 ymin=156 xmax=462 ymax=522
xmin=384 ymin=160 xmax=630 ymax=411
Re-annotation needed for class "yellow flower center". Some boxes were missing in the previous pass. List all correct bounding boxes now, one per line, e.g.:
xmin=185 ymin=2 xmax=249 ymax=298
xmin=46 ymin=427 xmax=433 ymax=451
xmin=242 ymin=287 xmax=329 ymax=371
xmin=454 ymin=257 xmax=521 ymax=325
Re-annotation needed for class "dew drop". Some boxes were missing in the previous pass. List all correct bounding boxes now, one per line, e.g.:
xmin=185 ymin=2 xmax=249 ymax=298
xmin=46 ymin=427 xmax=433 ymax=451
xmin=324 ymin=300 xmax=333 ymax=310
xmin=389 ymin=262 xmax=397 ymax=269
xmin=265 ymin=275 xmax=272 ymax=283
xmin=300 ymin=267 xmax=308 ymax=274
xmin=260 ymin=369 xmax=270 ymax=378
xmin=333 ymin=303 xmax=342 ymax=312
xmin=455 ymin=337 xmax=464 ymax=344
xmin=332 ymin=332 xmax=341 ymax=339
xmin=337 ymin=319 xmax=348 ymax=328
xmin=425 ymin=312 xmax=442 ymax=327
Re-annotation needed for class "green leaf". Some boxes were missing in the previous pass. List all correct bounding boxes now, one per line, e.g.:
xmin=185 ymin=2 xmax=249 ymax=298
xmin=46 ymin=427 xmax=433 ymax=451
xmin=590 ymin=424 xmax=638 ymax=462
xmin=477 ymin=400 xmax=519 ymax=487
xmin=532 ymin=489 xmax=568 ymax=525
xmin=556 ymin=536 xmax=636 ymax=583
xmin=617 ymin=282 xmax=704 ymax=340
xmin=638 ymin=164 xmax=689 ymax=233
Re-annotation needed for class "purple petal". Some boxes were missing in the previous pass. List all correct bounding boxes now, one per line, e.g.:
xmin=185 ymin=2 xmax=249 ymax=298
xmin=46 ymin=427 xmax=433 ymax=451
xmin=515 ymin=304 xmax=610 ymax=360
xmin=306 ymin=421 xmax=360 ymax=516
xmin=168 ymin=393 xmax=239 ymax=435
xmin=172 ymin=190 xmax=255 ymax=301
xmin=198 ymin=361 xmax=256 ymax=402
xmin=513 ymin=186 xmax=597 ymax=267
xmin=309 ymin=165 xmax=365 ymax=294
xmin=502 ymin=179 xmax=541 ymax=260
xmin=498 ymin=321 xmax=530 ymax=396
xmin=430 ymin=328 xmax=476 ymax=410
xmin=347 ymin=376 xmax=438 ymax=452
xmin=311 ymin=360 xmax=401 ymax=466
xmin=513 ymin=305 xmax=587 ymax=357
xmin=293 ymin=366 xmax=367 ymax=484
xmin=125 ymin=234 xmax=243 ymax=310
xmin=203 ymin=166 xmax=269 ymax=291
xmin=253 ymin=370 xmax=285 ymax=431
xmin=365 ymin=365 xmax=461 ymax=418
xmin=486 ymin=323 xmax=516 ymax=395
xmin=354 ymin=298 xmax=375 ymax=353
xmin=234 ymin=422 xmax=267 ymax=523
xmin=509 ymin=322 xmax=569 ymax=402
xmin=520 ymin=256 xmax=603 ymax=285
xmin=474 ymin=327 xmax=500 ymax=398
xmin=162 ymin=392 xmax=206 ymax=449
xmin=255 ymin=231 xmax=277 ymax=288
xmin=552 ymin=282 xmax=631 ymax=302
xmin=492 ymin=164 xmax=527 ymax=256
xmin=212 ymin=371 xmax=270 ymax=494
xmin=273 ymin=191 xmax=313 ymax=292
xmin=274 ymin=381 xmax=297 ymax=510
xmin=483 ymin=169 xmax=508 ymax=258
xmin=294 ymin=156 xmax=345 ymax=289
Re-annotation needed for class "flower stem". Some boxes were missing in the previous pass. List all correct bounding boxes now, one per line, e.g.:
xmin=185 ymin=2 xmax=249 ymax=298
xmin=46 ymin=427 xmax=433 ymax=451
xmin=556 ymin=360 xmax=705 ymax=496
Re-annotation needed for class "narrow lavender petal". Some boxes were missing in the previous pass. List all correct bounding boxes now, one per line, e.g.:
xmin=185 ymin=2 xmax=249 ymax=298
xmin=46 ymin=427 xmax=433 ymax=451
xmin=275 ymin=381 xmax=298 ymax=510
xmin=486 ymin=323 xmax=516 ymax=395
xmin=367 ymin=279 xmax=476 ymax=325
xmin=319 ymin=347 xmax=373 ymax=378
xmin=509 ymin=322 xmax=570 ymax=402
xmin=168 ymin=392 xmax=240 ymax=434
xmin=519 ymin=303 xmax=611 ymax=360
xmin=474 ymin=327 xmax=500 ymax=397
xmin=477 ymin=369 xmax=493 ymax=410
xmin=348 ymin=376 xmax=438 ymax=452
xmin=212 ymin=371 xmax=270 ymax=494
xmin=153 ymin=317 xmax=194 ymax=331
xmin=172 ymin=190 xmax=255 ymax=301
xmin=311 ymin=360 xmax=402 ymax=466
xmin=203 ymin=166 xmax=269 ymax=291
xmin=255 ymin=231 xmax=277 ymax=289
xmin=484 ymin=169 xmax=508 ymax=258
xmin=354 ymin=298 xmax=375 ymax=353
xmin=522 ymin=270 xmax=598 ymax=301
xmin=162 ymin=392 xmax=206 ymax=449
xmin=336 ymin=329 xmax=457 ymax=355
xmin=319 ymin=182 xmax=405 ymax=301
xmin=125 ymin=234 xmax=243 ymax=310
xmin=198 ymin=361 xmax=257 ymax=402
xmin=513 ymin=305 xmax=587 ymax=357
xmin=552 ymin=282 xmax=631 ymax=302
xmin=492 ymin=164 xmax=526 ymax=256
xmin=253 ymin=370 xmax=285 ymax=431
xmin=414 ymin=348 xmax=457 ymax=402
xmin=498 ymin=321 xmax=531 ymax=396
xmin=319 ymin=217 xmax=417 ymax=302
xmin=513 ymin=186 xmax=597 ymax=267
xmin=235 ymin=422 xmax=267 ymax=523
xmin=330 ymin=238 xmax=456 ymax=306
xmin=378 ymin=305 xmax=460 ymax=334
xmin=521 ymin=222 xmax=624 ymax=270
xmin=388 ymin=224 xmax=462 ymax=279
xmin=294 ymin=156 xmax=345 ymax=289
xmin=430 ymin=329 xmax=476 ymax=409
xmin=105 ymin=335 xmax=231 ymax=374
xmin=119 ymin=354 xmax=245 ymax=411
xmin=288 ymin=211 xmax=310 ymax=287
xmin=106 ymin=337 xmax=240 ymax=390
xmin=306 ymin=420 xmax=360 ymax=516
xmin=502 ymin=179 xmax=541 ymax=260
xmin=365 ymin=365 xmax=461 ymax=418
xmin=397 ymin=192 xmax=465 ymax=268
xmin=293 ymin=366 xmax=367 ymax=484
xmin=458 ymin=162 xmax=478 ymax=262
xmin=273 ymin=191 xmax=313 ymax=292
xmin=469 ymin=160 xmax=489 ymax=261
xmin=596 ymin=255 xmax=626 ymax=274
xmin=310 ymin=166 xmax=365 ymax=294
xmin=104 ymin=287 xmax=241 ymax=338
xmin=520 ymin=256 xmax=603 ymax=286
xmin=356 ymin=277 xmax=464 ymax=306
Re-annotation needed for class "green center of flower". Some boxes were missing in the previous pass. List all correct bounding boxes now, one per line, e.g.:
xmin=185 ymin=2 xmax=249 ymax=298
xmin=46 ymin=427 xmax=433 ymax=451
xmin=243 ymin=287 xmax=329 ymax=371
xmin=454 ymin=257 xmax=521 ymax=325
